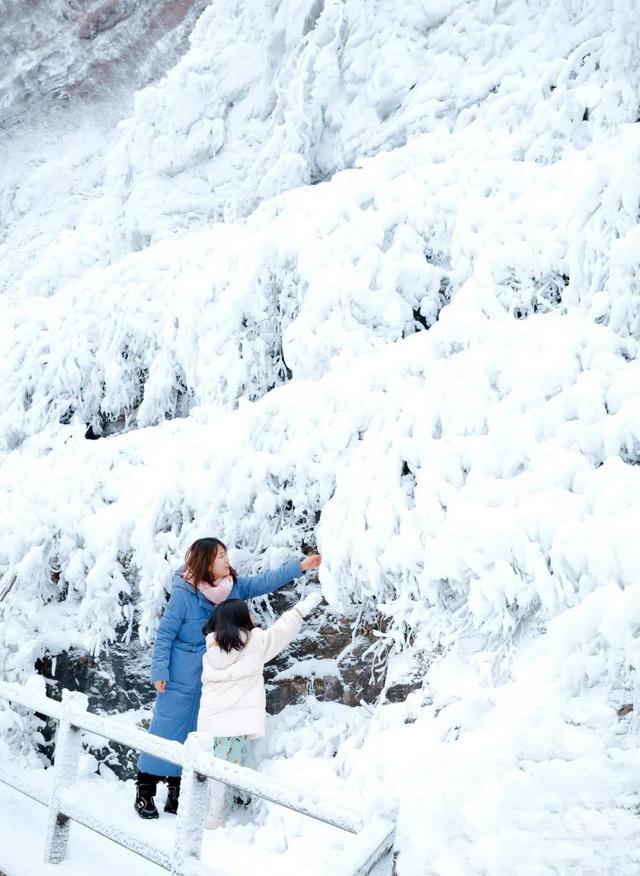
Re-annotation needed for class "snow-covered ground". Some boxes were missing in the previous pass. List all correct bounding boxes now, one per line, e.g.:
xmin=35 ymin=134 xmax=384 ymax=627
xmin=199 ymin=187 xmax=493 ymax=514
xmin=2 ymin=0 xmax=640 ymax=873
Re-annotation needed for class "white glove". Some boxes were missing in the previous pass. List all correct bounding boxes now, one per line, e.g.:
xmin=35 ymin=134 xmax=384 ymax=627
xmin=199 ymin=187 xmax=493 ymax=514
xmin=296 ymin=591 xmax=323 ymax=617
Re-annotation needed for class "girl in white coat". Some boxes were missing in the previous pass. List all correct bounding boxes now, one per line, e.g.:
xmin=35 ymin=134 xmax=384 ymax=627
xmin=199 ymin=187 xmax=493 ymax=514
xmin=197 ymin=590 xmax=323 ymax=828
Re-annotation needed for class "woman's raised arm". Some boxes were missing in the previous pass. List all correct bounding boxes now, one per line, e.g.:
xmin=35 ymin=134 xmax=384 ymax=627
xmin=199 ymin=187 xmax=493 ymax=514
xmin=232 ymin=559 xmax=303 ymax=600
xmin=231 ymin=554 xmax=321 ymax=600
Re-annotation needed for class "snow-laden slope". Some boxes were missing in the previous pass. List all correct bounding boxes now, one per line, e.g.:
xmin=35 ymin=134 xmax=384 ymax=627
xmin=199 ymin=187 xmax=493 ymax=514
xmin=3 ymin=0 xmax=640 ymax=299
xmin=3 ymin=123 xmax=640 ymax=446
xmin=2 ymin=0 xmax=640 ymax=873
xmin=3 ymin=293 xmax=640 ymax=662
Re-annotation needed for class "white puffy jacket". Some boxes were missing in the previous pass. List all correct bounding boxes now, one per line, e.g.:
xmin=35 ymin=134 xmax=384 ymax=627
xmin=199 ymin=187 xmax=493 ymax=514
xmin=197 ymin=606 xmax=304 ymax=739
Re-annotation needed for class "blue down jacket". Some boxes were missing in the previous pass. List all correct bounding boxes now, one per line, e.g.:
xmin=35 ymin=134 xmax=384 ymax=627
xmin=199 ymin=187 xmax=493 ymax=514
xmin=137 ymin=558 xmax=304 ymax=777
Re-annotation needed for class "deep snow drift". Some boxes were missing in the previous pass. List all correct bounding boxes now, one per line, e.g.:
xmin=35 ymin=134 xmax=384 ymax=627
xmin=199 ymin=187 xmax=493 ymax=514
xmin=2 ymin=0 xmax=640 ymax=873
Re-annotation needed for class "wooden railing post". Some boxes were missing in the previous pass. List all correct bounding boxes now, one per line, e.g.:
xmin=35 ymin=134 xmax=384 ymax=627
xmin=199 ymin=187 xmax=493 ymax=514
xmin=43 ymin=689 xmax=88 ymax=865
xmin=171 ymin=732 xmax=211 ymax=876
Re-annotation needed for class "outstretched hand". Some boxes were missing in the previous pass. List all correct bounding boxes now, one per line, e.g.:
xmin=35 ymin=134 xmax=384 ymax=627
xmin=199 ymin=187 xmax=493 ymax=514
xmin=300 ymin=554 xmax=321 ymax=572
xmin=297 ymin=590 xmax=323 ymax=617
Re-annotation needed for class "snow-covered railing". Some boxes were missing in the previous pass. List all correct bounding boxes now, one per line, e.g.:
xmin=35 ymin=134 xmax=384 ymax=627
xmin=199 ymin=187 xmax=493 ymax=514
xmin=0 ymin=680 xmax=396 ymax=876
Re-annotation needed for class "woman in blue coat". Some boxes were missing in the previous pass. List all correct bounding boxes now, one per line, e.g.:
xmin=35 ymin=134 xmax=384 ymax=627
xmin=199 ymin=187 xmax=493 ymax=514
xmin=135 ymin=537 xmax=321 ymax=819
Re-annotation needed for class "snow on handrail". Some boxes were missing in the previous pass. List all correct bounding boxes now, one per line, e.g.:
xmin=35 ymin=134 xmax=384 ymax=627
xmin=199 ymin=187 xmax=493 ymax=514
xmin=0 ymin=679 xmax=362 ymax=834
xmin=188 ymin=734 xmax=362 ymax=833
xmin=0 ymin=766 xmax=49 ymax=807
xmin=0 ymin=679 xmax=185 ymax=767
xmin=59 ymin=792 xmax=173 ymax=871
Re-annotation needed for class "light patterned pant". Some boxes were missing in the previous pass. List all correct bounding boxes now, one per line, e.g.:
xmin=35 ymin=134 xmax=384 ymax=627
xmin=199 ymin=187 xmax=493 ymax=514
xmin=209 ymin=735 xmax=249 ymax=818
xmin=213 ymin=734 xmax=248 ymax=765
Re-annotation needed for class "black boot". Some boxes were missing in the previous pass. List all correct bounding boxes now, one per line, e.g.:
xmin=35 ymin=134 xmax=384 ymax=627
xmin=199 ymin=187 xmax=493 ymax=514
xmin=164 ymin=776 xmax=181 ymax=814
xmin=233 ymin=790 xmax=251 ymax=808
xmin=135 ymin=772 xmax=159 ymax=819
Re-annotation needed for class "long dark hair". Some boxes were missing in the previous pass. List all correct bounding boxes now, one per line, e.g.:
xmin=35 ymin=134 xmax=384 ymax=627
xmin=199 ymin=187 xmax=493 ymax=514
xmin=202 ymin=599 xmax=255 ymax=653
xmin=184 ymin=537 xmax=237 ymax=591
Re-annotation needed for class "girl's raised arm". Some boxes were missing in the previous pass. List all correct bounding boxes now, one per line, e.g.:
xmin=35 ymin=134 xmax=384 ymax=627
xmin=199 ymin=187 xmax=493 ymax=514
xmin=261 ymin=608 xmax=304 ymax=663
xmin=261 ymin=592 xmax=323 ymax=663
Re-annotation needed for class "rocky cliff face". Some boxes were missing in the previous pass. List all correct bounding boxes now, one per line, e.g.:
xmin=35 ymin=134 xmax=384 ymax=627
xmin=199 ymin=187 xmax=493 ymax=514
xmin=0 ymin=0 xmax=209 ymax=128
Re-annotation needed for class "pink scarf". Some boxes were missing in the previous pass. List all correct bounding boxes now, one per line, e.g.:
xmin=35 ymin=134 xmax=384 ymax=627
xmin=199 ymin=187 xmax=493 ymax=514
xmin=181 ymin=571 xmax=234 ymax=605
